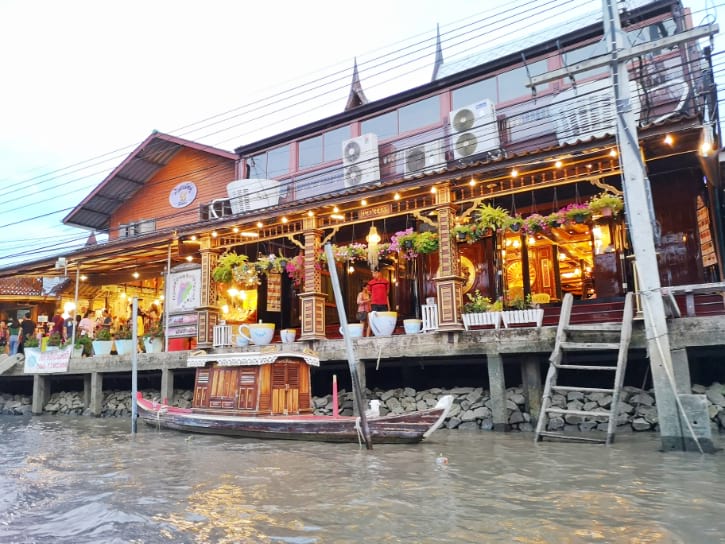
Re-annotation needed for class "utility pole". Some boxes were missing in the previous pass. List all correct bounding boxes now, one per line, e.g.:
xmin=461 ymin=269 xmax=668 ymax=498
xmin=529 ymin=2 xmax=718 ymax=451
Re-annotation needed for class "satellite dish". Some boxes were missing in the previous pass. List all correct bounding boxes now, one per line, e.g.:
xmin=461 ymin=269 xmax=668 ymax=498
xmin=345 ymin=165 xmax=363 ymax=185
xmin=406 ymin=147 xmax=426 ymax=172
xmin=344 ymin=140 xmax=361 ymax=162
xmin=452 ymin=108 xmax=475 ymax=132
xmin=455 ymin=133 xmax=478 ymax=157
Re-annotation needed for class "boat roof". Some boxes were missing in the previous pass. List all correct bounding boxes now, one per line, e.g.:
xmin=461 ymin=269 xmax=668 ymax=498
xmin=187 ymin=351 xmax=320 ymax=368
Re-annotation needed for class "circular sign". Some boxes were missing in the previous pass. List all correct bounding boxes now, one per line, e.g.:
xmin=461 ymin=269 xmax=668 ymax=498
xmin=169 ymin=181 xmax=197 ymax=208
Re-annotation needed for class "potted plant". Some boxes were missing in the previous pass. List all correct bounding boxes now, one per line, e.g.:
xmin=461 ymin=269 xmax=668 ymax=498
xmin=114 ymin=327 xmax=135 ymax=355
xmin=588 ymin=192 xmax=624 ymax=217
xmin=74 ymin=335 xmax=92 ymax=357
xmin=23 ymin=335 xmax=40 ymax=348
xmin=451 ymin=223 xmax=474 ymax=243
xmin=92 ymin=327 xmax=113 ymax=356
xmin=522 ymin=213 xmax=549 ymax=234
xmin=563 ymin=202 xmax=592 ymax=224
xmin=461 ymin=290 xmax=501 ymax=330
xmin=505 ymin=215 xmax=524 ymax=232
xmin=475 ymin=203 xmax=510 ymax=233
xmin=390 ymin=228 xmax=418 ymax=259
xmin=501 ymin=293 xmax=544 ymax=328
xmin=413 ymin=231 xmax=439 ymax=255
xmin=46 ymin=332 xmax=63 ymax=350
xmin=545 ymin=210 xmax=566 ymax=228
xmin=143 ymin=324 xmax=164 ymax=353
xmin=212 ymin=252 xmax=249 ymax=284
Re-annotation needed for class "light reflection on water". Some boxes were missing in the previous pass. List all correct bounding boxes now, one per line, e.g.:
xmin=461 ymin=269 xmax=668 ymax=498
xmin=0 ymin=415 xmax=723 ymax=543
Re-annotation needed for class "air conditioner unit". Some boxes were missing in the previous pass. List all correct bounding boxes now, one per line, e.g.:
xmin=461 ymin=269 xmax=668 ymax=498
xmin=403 ymin=140 xmax=446 ymax=179
xmin=551 ymin=78 xmax=641 ymax=146
xmin=449 ymin=99 xmax=500 ymax=160
xmin=226 ymin=178 xmax=281 ymax=214
xmin=341 ymin=133 xmax=380 ymax=188
xmin=136 ymin=219 xmax=155 ymax=234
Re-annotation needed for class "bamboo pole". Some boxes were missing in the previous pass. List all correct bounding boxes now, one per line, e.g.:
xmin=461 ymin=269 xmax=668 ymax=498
xmin=323 ymin=243 xmax=372 ymax=449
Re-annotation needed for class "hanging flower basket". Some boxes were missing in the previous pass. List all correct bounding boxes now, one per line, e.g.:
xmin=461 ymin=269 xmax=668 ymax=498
xmin=588 ymin=192 xmax=624 ymax=217
xmin=563 ymin=203 xmax=592 ymax=224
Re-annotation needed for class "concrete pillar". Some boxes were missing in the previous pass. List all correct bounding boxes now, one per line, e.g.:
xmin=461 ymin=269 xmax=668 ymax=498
xmin=433 ymin=183 xmax=465 ymax=331
xmin=161 ymin=368 xmax=175 ymax=403
xmin=83 ymin=374 xmax=91 ymax=408
xmin=670 ymin=348 xmax=692 ymax=394
xmin=89 ymin=372 xmax=103 ymax=416
xmin=521 ymin=355 xmax=542 ymax=422
xmin=299 ymin=216 xmax=327 ymax=340
xmin=197 ymin=235 xmax=221 ymax=349
xmin=486 ymin=353 xmax=509 ymax=431
xmin=31 ymin=374 xmax=50 ymax=415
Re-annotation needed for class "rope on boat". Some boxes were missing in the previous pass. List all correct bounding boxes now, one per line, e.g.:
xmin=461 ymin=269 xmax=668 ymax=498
xmin=354 ymin=417 xmax=364 ymax=447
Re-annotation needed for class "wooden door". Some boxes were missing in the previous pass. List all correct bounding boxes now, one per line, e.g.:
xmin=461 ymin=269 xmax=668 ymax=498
xmin=209 ymin=367 xmax=240 ymax=409
xmin=193 ymin=368 xmax=210 ymax=408
xmin=237 ymin=367 xmax=259 ymax=410
xmin=271 ymin=361 xmax=300 ymax=415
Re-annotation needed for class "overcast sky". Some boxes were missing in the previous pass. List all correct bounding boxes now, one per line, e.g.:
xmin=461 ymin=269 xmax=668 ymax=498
xmin=0 ymin=0 xmax=720 ymax=266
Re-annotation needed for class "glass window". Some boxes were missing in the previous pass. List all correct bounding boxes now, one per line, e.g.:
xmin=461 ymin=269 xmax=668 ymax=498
xmin=323 ymin=125 xmax=350 ymax=162
xmin=248 ymin=154 xmax=266 ymax=178
xmin=399 ymin=96 xmax=441 ymax=133
xmin=498 ymin=60 xmax=547 ymax=102
xmin=452 ymin=78 xmax=497 ymax=110
xmin=361 ymin=110 xmax=397 ymax=140
xmin=299 ymin=135 xmax=323 ymax=169
xmin=266 ymin=145 xmax=290 ymax=178
xmin=562 ymin=42 xmax=608 ymax=82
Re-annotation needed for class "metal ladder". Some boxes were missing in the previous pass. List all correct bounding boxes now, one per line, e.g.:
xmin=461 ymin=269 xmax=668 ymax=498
xmin=535 ymin=292 xmax=634 ymax=445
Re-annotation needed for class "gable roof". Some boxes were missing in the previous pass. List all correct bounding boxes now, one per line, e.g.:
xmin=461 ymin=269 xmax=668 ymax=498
xmin=63 ymin=131 xmax=237 ymax=232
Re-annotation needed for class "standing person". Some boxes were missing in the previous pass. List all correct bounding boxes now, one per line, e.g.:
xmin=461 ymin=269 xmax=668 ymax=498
xmin=0 ymin=321 xmax=8 ymax=354
xmin=8 ymin=318 xmax=20 ymax=355
xmin=367 ymin=269 xmax=390 ymax=311
xmin=100 ymin=309 xmax=112 ymax=332
xmin=78 ymin=310 xmax=96 ymax=339
xmin=356 ymin=284 xmax=372 ymax=337
xmin=64 ymin=311 xmax=76 ymax=343
xmin=19 ymin=312 xmax=36 ymax=354
xmin=51 ymin=309 xmax=65 ymax=340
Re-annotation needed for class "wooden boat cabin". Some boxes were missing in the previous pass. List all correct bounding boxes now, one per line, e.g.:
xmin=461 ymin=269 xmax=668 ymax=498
xmin=187 ymin=351 xmax=318 ymax=415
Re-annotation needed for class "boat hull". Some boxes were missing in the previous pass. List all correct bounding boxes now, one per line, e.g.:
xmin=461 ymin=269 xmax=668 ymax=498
xmin=136 ymin=394 xmax=453 ymax=444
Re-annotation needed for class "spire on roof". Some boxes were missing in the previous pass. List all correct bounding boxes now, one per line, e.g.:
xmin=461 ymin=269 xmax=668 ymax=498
xmin=431 ymin=24 xmax=445 ymax=81
xmin=344 ymin=58 xmax=369 ymax=111
xmin=85 ymin=232 xmax=97 ymax=246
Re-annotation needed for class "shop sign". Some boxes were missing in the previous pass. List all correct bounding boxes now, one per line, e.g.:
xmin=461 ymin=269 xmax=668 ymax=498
xmin=169 ymin=181 xmax=198 ymax=208
xmin=359 ymin=203 xmax=391 ymax=220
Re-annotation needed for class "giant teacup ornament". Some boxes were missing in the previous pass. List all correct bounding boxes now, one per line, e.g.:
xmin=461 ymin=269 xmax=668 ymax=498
xmin=368 ymin=311 xmax=397 ymax=337
xmin=238 ymin=322 xmax=275 ymax=346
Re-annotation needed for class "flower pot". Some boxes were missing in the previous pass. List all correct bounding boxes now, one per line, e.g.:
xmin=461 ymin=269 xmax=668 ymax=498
xmin=368 ymin=311 xmax=397 ymax=337
xmin=144 ymin=337 xmax=163 ymax=353
xmin=509 ymin=223 xmax=521 ymax=232
xmin=91 ymin=340 xmax=113 ymax=356
xmin=599 ymin=207 xmax=613 ymax=217
xmin=403 ymin=240 xmax=414 ymax=250
xmin=115 ymin=339 xmax=136 ymax=355
xmin=462 ymin=312 xmax=501 ymax=330
xmin=501 ymin=308 xmax=544 ymax=328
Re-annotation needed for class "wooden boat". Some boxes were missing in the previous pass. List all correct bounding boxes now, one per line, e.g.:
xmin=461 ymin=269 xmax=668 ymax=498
xmin=136 ymin=349 xmax=453 ymax=444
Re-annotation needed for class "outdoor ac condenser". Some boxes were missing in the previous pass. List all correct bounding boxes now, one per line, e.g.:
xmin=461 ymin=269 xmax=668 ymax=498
xmin=449 ymin=99 xmax=500 ymax=160
xmin=341 ymin=133 xmax=380 ymax=188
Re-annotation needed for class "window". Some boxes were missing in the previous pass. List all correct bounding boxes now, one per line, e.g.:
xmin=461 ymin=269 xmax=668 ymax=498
xmin=497 ymin=60 xmax=547 ymax=102
xmin=298 ymin=126 xmax=350 ymax=170
xmin=361 ymin=110 xmax=397 ymax=140
xmin=247 ymin=144 xmax=290 ymax=179
xmin=398 ymin=96 xmax=440 ymax=133
xmin=562 ymin=41 xmax=608 ymax=83
xmin=452 ymin=78 xmax=497 ymax=110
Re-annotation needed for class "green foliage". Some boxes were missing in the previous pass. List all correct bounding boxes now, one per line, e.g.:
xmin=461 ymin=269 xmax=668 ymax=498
xmin=95 ymin=328 xmax=112 ymax=341
xmin=144 ymin=324 xmax=164 ymax=339
xmin=476 ymin=203 xmax=510 ymax=231
xmin=507 ymin=293 xmax=533 ymax=310
xmin=462 ymin=290 xmax=492 ymax=313
xmin=212 ymin=252 xmax=249 ymax=284
xmin=588 ymin=192 xmax=624 ymax=215
xmin=413 ymin=231 xmax=439 ymax=254
xmin=23 ymin=335 xmax=39 ymax=348
xmin=47 ymin=332 xmax=63 ymax=346
xmin=115 ymin=328 xmax=132 ymax=340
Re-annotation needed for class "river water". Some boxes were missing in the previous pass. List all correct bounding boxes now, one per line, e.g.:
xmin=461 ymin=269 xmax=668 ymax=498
xmin=0 ymin=416 xmax=723 ymax=544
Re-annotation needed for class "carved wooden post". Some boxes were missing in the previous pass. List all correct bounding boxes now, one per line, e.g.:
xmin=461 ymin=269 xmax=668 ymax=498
xmin=433 ymin=184 xmax=464 ymax=331
xmin=299 ymin=215 xmax=327 ymax=340
xmin=196 ymin=234 xmax=221 ymax=349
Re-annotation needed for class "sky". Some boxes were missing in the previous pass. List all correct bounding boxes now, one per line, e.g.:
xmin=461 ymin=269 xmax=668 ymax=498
xmin=0 ymin=0 xmax=721 ymax=267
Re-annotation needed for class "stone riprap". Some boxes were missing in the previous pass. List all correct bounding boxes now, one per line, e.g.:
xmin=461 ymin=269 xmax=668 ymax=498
xmin=1 ymin=383 xmax=725 ymax=433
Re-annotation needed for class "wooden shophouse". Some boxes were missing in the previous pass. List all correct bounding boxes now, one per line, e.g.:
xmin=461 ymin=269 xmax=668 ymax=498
xmin=0 ymin=0 xmax=721 ymax=351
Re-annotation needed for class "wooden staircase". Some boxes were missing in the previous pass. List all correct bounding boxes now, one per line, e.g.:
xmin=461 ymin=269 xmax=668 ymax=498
xmin=535 ymin=292 xmax=634 ymax=445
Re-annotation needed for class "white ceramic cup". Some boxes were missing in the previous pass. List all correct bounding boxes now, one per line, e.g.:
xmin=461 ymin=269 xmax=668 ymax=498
xmin=280 ymin=328 xmax=296 ymax=343
xmin=368 ymin=311 xmax=397 ymax=337
xmin=238 ymin=323 xmax=275 ymax=346
xmin=339 ymin=323 xmax=364 ymax=338
xmin=403 ymin=319 xmax=422 ymax=334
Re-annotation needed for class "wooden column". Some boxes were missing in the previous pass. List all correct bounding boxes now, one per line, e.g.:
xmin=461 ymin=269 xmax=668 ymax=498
xmin=299 ymin=216 xmax=327 ymax=340
xmin=433 ymin=184 xmax=465 ymax=331
xmin=196 ymin=235 xmax=220 ymax=349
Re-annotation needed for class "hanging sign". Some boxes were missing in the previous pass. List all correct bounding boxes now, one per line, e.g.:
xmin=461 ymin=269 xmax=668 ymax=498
xmin=169 ymin=181 xmax=198 ymax=208
xmin=696 ymin=195 xmax=717 ymax=268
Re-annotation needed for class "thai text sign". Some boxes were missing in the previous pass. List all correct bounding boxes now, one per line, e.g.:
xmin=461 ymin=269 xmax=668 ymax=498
xmin=23 ymin=347 xmax=71 ymax=374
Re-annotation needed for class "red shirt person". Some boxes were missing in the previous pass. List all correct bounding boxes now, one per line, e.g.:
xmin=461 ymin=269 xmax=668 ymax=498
xmin=367 ymin=270 xmax=390 ymax=311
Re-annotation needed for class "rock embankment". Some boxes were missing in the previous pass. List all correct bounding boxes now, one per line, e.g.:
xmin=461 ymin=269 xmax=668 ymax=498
xmin=1 ymin=383 xmax=725 ymax=433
